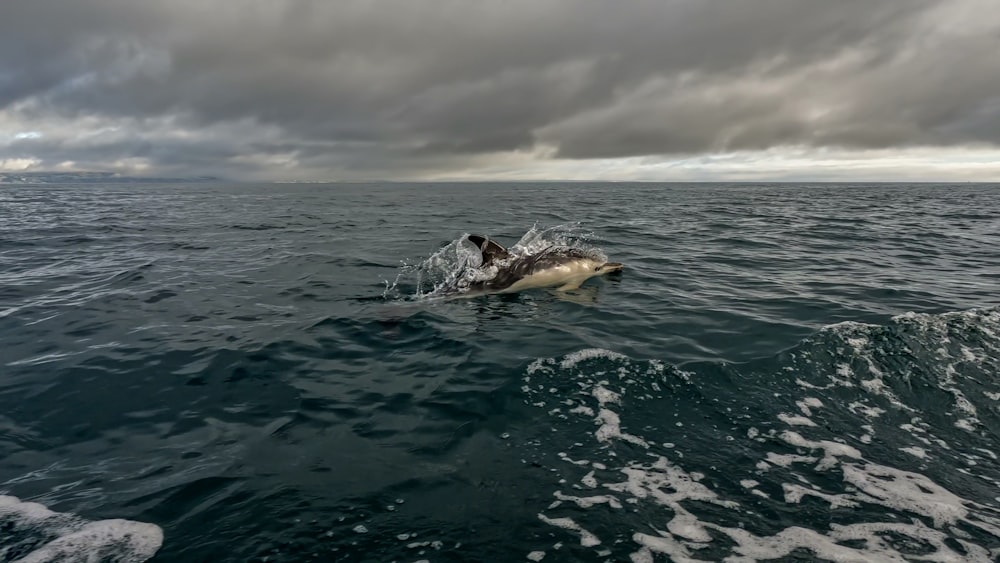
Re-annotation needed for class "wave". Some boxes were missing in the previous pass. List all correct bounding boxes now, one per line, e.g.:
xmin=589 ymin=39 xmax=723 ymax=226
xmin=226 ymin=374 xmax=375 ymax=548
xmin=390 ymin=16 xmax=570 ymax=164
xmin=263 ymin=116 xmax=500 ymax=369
xmin=0 ymin=496 xmax=162 ymax=562
xmin=519 ymin=306 xmax=1000 ymax=561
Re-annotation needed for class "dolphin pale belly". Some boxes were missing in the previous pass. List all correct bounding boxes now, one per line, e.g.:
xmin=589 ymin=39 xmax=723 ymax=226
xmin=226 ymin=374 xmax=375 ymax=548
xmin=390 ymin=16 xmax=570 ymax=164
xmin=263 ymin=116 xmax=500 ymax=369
xmin=460 ymin=234 xmax=623 ymax=294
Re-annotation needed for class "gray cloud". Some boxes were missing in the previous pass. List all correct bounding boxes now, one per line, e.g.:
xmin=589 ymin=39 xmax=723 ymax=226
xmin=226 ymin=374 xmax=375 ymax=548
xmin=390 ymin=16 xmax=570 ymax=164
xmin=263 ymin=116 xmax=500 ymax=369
xmin=2 ymin=0 xmax=998 ymax=179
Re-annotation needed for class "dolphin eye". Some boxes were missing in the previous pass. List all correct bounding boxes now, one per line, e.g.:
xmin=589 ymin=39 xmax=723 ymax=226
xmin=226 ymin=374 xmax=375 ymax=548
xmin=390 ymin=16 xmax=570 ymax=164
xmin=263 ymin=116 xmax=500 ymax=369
xmin=594 ymin=266 xmax=601 ymax=271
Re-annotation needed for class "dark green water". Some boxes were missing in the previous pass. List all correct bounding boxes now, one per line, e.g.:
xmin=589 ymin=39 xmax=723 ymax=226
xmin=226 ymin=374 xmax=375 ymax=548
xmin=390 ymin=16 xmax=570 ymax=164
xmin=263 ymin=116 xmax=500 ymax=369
xmin=1 ymin=182 xmax=999 ymax=562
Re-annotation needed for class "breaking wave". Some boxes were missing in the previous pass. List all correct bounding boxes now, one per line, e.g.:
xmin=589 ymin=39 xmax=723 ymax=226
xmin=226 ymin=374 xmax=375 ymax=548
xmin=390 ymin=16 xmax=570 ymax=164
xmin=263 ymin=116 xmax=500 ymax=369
xmin=519 ymin=306 xmax=1000 ymax=561
xmin=0 ymin=496 xmax=162 ymax=562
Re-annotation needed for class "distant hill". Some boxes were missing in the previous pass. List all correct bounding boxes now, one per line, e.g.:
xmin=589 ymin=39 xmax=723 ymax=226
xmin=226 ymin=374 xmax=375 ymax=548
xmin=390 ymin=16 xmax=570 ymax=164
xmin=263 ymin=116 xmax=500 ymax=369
xmin=0 ymin=172 xmax=221 ymax=184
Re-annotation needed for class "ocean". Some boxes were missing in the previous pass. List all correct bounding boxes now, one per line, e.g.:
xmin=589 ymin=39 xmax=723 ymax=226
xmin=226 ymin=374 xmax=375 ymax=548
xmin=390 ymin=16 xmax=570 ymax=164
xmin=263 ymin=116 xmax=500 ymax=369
xmin=1 ymin=182 xmax=998 ymax=562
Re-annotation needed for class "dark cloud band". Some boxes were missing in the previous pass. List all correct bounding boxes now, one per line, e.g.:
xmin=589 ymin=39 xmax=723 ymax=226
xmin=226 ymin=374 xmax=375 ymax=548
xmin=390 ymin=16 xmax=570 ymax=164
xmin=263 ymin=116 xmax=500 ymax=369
xmin=1 ymin=0 xmax=997 ymax=179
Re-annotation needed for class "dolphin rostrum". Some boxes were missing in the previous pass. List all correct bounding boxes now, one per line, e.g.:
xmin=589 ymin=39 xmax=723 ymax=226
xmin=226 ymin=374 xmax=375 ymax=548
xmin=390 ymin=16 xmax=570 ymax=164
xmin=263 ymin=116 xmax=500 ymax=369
xmin=461 ymin=234 xmax=623 ymax=294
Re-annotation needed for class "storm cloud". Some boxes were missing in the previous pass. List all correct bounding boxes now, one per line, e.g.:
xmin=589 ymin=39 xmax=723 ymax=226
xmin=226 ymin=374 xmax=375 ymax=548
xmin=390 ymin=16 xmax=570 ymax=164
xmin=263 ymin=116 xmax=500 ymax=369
xmin=2 ymin=0 xmax=999 ymax=180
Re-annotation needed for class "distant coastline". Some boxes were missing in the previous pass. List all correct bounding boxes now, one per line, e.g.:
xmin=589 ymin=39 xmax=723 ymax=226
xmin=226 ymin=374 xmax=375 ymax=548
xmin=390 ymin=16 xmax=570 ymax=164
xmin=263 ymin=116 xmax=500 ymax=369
xmin=0 ymin=172 xmax=220 ymax=184
xmin=2 ymin=173 xmax=994 ymax=185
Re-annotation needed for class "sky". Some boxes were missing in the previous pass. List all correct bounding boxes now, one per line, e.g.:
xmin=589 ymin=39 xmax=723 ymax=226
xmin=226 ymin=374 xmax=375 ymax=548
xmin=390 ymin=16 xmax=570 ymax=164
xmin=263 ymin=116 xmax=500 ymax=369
xmin=2 ymin=0 xmax=999 ymax=182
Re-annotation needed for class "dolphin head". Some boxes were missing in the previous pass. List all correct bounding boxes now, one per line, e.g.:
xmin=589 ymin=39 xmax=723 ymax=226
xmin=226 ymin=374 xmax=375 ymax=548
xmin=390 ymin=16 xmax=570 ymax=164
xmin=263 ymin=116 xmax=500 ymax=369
xmin=594 ymin=261 xmax=624 ymax=274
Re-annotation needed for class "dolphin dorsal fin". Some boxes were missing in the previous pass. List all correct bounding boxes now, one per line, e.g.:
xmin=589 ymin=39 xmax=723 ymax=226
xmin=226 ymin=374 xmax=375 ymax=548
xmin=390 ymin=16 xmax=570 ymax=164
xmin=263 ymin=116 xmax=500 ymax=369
xmin=467 ymin=234 xmax=510 ymax=266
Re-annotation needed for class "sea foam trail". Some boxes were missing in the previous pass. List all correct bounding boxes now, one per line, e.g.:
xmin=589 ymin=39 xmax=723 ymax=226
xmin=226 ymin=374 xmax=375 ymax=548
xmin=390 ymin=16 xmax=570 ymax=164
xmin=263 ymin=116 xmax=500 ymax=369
xmin=521 ymin=306 xmax=1000 ymax=562
xmin=0 ymin=496 xmax=162 ymax=563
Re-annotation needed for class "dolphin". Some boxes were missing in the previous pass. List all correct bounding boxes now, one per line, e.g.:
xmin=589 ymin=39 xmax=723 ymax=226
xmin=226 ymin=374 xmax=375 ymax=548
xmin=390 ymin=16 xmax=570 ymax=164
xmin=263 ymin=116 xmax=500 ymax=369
xmin=461 ymin=234 xmax=623 ymax=294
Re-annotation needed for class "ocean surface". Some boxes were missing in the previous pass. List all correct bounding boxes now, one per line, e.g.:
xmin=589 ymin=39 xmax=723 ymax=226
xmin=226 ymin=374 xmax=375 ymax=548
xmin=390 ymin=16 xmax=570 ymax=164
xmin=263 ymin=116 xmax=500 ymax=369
xmin=1 ymin=182 xmax=998 ymax=562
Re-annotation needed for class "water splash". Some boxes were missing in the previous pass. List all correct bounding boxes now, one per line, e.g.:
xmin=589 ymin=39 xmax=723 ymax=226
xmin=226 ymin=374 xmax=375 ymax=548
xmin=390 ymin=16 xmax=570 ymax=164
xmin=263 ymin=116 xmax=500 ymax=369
xmin=508 ymin=223 xmax=602 ymax=259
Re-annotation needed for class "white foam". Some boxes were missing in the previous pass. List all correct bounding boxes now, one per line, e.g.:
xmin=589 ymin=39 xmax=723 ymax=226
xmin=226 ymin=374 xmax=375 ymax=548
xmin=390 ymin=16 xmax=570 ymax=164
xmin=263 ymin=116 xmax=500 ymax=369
xmin=604 ymin=456 xmax=738 ymax=513
xmin=666 ymin=506 xmax=712 ymax=542
xmin=900 ymin=446 xmax=927 ymax=459
xmin=591 ymin=385 xmax=621 ymax=405
xmin=797 ymin=397 xmax=823 ymax=415
xmin=847 ymin=401 xmax=885 ymax=419
xmin=553 ymin=491 xmax=622 ymax=509
xmin=795 ymin=378 xmax=831 ymax=390
xmin=525 ymin=358 xmax=553 ymax=375
xmin=595 ymin=407 xmax=648 ymax=447
xmin=0 ymin=496 xmax=162 ymax=563
xmin=956 ymin=418 xmax=977 ymax=431
xmin=561 ymin=349 xmax=627 ymax=370
xmin=527 ymin=550 xmax=546 ymax=561
xmin=592 ymin=385 xmax=649 ymax=447
xmin=630 ymin=530 xmax=698 ymax=563
xmin=0 ymin=496 xmax=57 ymax=521
xmin=715 ymin=523 xmax=897 ymax=562
xmin=780 ymin=431 xmax=861 ymax=470
xmin=777 ymin=413 xmax=817 ymax=427
xmin=842 ymin=463 xmax=967 ymax=528
xmin=537 ymin=514 xmax=601 ymax=547
xmin=782 ymin=483 xmax=857 ymax=509
xmin=557 ymin=452 xmax=591 ymax=466
xmin=13 ymin=520 xmax=163 ymax=563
